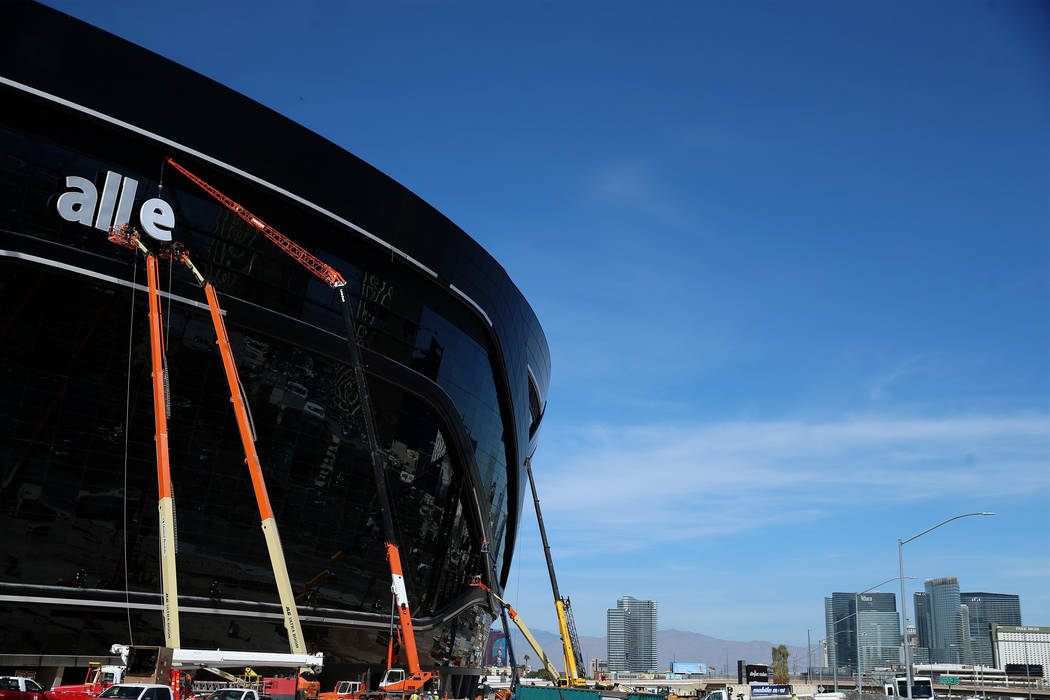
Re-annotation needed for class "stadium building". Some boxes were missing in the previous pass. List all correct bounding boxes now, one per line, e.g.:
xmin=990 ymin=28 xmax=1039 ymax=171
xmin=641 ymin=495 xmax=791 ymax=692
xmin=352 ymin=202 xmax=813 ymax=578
xmin=0 ymin=2 xmax=549 ymax=693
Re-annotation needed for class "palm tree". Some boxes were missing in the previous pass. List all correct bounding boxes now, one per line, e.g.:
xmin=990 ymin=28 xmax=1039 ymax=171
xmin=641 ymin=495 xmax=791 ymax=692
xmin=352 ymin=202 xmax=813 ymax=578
xmin=772 ymin=645 xmax=790 ymax=685
xmin=524 ymin=654 xmax=531 ymax=671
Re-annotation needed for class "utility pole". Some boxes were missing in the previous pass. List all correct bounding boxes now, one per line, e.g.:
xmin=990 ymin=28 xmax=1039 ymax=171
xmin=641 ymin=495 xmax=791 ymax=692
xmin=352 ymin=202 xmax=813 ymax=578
xmin=808 ymin=629 xmax=813 ymax=683
xmin=833 ymin=635 xmax=838 ymax=693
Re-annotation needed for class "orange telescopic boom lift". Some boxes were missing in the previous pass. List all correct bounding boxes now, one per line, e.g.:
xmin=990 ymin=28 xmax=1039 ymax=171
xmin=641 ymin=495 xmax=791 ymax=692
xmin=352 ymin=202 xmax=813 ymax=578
xmin=165 ymin=158 xmax=433 ymax=692
xmin=161 ymin=241 xmax=308 ymax=654
xmin=108 ymin=226 xmax=307 ymax=654
xmin=106 ymin=228 xmax=181 ymax=648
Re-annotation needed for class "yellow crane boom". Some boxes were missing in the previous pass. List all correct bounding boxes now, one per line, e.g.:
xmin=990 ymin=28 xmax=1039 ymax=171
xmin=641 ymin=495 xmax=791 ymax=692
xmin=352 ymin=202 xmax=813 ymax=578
xmin=470 ymin=579 xmax=560 ymax=683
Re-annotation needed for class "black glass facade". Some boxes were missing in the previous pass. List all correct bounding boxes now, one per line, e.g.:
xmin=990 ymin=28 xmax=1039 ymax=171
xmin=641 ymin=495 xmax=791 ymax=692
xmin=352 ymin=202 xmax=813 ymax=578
xmin=0 ymin=0 xmax=549 ymax=682
xmin=961 ymin=592 xmax=1023 ymax=667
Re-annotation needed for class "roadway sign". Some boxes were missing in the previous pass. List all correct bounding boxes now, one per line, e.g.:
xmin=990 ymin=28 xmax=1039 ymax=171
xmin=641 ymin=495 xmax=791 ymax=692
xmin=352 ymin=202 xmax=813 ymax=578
xmin=941 ymin=676 xmax=960 ymax=685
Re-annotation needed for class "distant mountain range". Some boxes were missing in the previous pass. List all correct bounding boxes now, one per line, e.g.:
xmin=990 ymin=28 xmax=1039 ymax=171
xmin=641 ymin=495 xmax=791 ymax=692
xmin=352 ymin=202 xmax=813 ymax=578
xmin=503 ymin=628 xmax=812 ymax=674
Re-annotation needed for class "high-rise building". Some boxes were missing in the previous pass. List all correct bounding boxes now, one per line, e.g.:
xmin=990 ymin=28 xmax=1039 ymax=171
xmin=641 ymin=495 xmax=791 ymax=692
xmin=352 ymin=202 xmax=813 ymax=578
xmin=962 ymin=593 xmax=1022 ymax=667
xmin=825 ymin=598 xmax=839 ymax=672
xmin=914 ymin=592 xmax=933 ymax=651
xmin=824 ymin=591 xmax=896 ymax=674
xmin=607 ymin=596 xmax=658 ymax=673
xmin=608 ymin=606 xmax=628 ymax=672
xmin=925 ymin=577 xmax=971 ymax=664
xmin=960 ymin=604 xmax=975 ymax=665
xmin=858 ymin=611 xmax=901 ymax=674
xmin=992 ymin=625 xmax=1050 ymax=682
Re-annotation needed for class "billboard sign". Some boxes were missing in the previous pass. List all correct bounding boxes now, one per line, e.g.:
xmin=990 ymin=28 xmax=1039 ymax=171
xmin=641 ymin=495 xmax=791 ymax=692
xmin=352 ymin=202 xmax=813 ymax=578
xmin=750 ymin=685 xmax=791 ymax=697
xmin=672 ymin=663 xmax=707 ymax=674
xmin=746 ymin=665 xmax=770 ymax=683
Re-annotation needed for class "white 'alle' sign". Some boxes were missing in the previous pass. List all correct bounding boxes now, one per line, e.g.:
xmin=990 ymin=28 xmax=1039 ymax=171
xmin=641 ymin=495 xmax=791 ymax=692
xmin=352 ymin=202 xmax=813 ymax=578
xmin=56 ymin=171 xmax=174 ymax=242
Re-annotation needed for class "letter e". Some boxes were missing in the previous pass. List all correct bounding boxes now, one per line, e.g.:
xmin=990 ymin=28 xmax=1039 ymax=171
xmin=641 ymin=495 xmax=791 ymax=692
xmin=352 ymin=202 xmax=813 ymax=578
xmin=139 ymin=198 xmax=174 ymax=241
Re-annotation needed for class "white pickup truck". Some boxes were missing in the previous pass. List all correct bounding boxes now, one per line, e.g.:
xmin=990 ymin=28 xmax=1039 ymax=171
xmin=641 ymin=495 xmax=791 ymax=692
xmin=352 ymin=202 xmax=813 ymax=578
xmin=95 ymin=685 xmax=174 ymax=700
xmin=201 ymin=689 xmax=268 ymax=700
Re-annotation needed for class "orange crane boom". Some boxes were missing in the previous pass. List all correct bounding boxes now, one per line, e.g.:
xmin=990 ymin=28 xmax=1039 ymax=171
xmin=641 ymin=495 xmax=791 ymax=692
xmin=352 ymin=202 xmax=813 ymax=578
xmin=164 ymin=158 xmax=345 ymax=288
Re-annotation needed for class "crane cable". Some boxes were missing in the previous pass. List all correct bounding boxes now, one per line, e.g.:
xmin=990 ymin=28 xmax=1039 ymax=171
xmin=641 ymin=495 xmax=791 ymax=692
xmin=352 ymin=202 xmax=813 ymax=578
xmin=165 ymin=255 xmax=173 ymax=352
xmin=121 ymin=259 xmax=138 ymax=645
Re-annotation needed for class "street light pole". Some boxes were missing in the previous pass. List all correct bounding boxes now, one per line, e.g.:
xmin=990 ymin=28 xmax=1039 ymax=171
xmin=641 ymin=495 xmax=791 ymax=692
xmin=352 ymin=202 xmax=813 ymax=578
xmin=857 ymin=601 xmax=862 ymax=692
xmin=809 ymin=629 xmax=813 ymax=684
xmin=833 ymin=636 xmax=839 ymax=693
xmin=898 ymin=512 xmax=996 ymax=700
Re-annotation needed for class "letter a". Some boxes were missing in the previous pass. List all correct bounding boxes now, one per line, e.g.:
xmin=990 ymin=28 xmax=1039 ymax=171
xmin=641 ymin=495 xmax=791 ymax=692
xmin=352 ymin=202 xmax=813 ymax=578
xmin=56 ymin=176 xmax=98 ymax=225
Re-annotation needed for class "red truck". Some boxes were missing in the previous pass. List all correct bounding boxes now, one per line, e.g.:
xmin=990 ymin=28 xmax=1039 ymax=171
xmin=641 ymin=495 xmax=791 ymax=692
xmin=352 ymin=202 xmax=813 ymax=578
xmin=51 ymin=664 xmax=125 ymax=698
xmin=0 ymin=676 xmax=51 ymax=700
xmin=50 ymin=666 xmax=192 ymax=700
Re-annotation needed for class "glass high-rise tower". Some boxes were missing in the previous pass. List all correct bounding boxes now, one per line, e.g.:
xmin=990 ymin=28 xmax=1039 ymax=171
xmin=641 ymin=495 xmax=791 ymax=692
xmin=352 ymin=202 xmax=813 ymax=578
xmin=925 ymin=577 xmax=971 ymax=664
xmin=961 ymin=592 xmax=1022 ymax=666
xmin=607 ymin=596 xmax=658 ymax=673
xmin=824 ymin=591 xmax=896 ymax=674
xmin=825 ymin=597 xmax=839 ymax=672
xmin=914 ymin=592 xmax=932 ymax=652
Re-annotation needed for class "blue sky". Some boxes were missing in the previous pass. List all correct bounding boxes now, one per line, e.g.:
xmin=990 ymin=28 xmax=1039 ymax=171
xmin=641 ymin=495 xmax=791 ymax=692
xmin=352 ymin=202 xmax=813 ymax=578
xmin=42 ymin=0 xmax=1049 ymax=647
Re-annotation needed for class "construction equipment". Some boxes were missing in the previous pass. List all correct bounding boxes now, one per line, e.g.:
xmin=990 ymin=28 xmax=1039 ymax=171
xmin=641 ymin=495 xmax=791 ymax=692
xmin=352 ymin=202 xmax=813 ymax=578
xmin=50 ymin=663 xmax=126 ymax=698
xmin=469 ymin=577 xmax=561 ymax=684
xmin=525 ymin=456 xmax=587 ymax=687
xmin=319 ymin=680 xmax=364 ymax=700
xmin=481 ymin=540 xmax=521 ymax=690
xmin=108 ymin=224 xmax=308 ymax=655
xmin=159 ymin=240 xmax=306 ymax=654
xmin=110 ymin=646 xmax=323 ymax=675
xmin=106 ymin=227 xmax=180 ymax=649
xmin=111 ymin=645 xmax=323 ymax=700
xmin=166 ymin=158 xmax=433 ymax=693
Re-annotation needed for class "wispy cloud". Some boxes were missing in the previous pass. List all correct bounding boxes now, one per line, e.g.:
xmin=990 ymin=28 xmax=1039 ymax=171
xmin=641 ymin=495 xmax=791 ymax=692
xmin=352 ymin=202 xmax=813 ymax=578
xmin=1002 ymin=568 xmax=1050 ymax=577
xmin=869 ymin=355 xmax=935 ymax=400
xmin=586 ymin=160 xmax=699 ymax=232
xmin=535 ymin=414 xmax=1050 ymax=553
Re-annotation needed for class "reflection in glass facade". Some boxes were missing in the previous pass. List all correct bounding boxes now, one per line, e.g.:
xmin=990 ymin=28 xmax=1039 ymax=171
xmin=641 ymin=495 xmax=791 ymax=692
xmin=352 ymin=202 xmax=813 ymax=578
xmin=0 ymin=3 xmax=549 ymax=690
